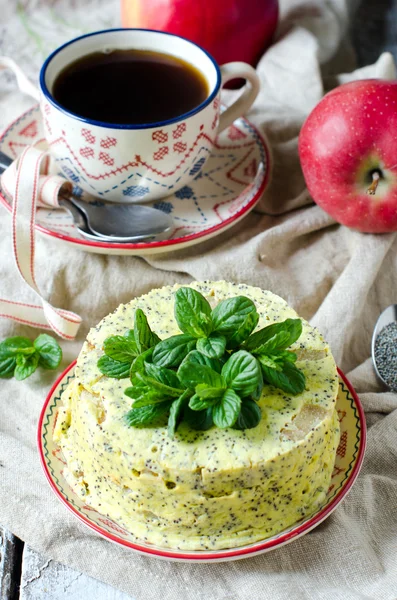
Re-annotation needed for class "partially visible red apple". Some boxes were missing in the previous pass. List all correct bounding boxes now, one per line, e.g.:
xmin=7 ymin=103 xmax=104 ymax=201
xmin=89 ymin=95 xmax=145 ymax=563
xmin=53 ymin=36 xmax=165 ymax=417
xmin=299 ymin=79 xmax=397 ymax=233
xmin=121 ymin=0 xmax=278 ymax=67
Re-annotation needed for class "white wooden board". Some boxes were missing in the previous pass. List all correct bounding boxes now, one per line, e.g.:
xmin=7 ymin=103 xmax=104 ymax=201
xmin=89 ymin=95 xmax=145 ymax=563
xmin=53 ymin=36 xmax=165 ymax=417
xmin=20 ymin=546 xmax=133 ymax=600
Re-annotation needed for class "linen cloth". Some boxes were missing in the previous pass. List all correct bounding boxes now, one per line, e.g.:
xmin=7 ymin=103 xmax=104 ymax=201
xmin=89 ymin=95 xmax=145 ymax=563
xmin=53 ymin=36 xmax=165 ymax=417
xmin=1 ymin=1 xmax=397 ymax=599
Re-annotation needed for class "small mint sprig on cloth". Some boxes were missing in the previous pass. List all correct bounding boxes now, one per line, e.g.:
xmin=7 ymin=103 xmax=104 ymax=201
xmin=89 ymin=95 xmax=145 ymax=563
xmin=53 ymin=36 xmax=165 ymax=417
xmin=0 ymin=334 xmax=62 ymax=381
xmin=97 ymin=287 xmax=306 ymax=438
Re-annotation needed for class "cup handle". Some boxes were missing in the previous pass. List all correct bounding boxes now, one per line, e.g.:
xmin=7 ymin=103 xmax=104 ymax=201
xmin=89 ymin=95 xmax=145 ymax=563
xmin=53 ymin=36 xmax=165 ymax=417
xmin=218 ymin=62 xmax=260 ymax=133
xmin=0 ymin=56 xmax=40 ymax=101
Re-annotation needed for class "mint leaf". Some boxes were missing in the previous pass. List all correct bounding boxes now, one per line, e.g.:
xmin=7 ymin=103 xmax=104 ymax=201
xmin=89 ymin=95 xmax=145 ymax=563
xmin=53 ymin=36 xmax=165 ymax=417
xmin=136 ymin=372 xmax=184 ymax=398
xmin=144 ymin=362 xmax=182 ymax=390
xmin=174 ymin=287 xmax=212 ymax=338
xmin=103 ymin=335 xmax=138 ymax=362
xmin=179 ymin=350 xmax=222 ymax=373
xmin=33 ymin=334 xmax=62 ymax=369
xmin=0 ymin=336 xmax=33 ymax=357
xmin=212 ymin=296 xmax=259 ymax=348
xmin=189 ymin=393 xmax=219 ymax=411
xmin=213 ymin=389 xmax=241 ymax=428
xmin=125 ymin=400 xmax=172 ymax=427
xmin=261 ymin=361 xmax=306 ymax=395
xmin=125 ymin=373 xmax=181 ymax=408
xmin=134 ymin=309 xmax=161 ymax=353
xmin=130 ymin=347 xmax=154 ymax=377
xmin=221 ymin=350 xmax=261 ymax=396
xmin=178 ymin=362 xmax=225 ymax=390
xmin=256 ymin=351 xmax=298 ymax=375
xmin=125 ymin=384 xmax=166 ymax=408
xmin=97 ymin=355 xmax=131 ymax=379
xmin=14 ymin=352 xmax=39 ymax=381
xmin=195 ymin=383 xmax=225 ymax=400
xmin=152 ymin=334 xmax=196 ymax=367
xmin=184 ymin=405 xmax=213 ymax=430
xmin=274 ymin=350 xmax=297 ymax=363
xmin=14 ymin=347 xmax=37 ymax=356
xmin=234 ymin=400 xmax=261 ymax=430
xmin=168 ymin=390 xmax=191 ymax=438
xmin=251 ymin=365 xmax=264 ymax=401
xmin=244 ymin=319 xmax=303 ymax=353
xmin=256 ymin=354 xmax=282 ymax=371
xmin=0 ymin=335 xmax=61 ymax=380
xmin=196 ymin=333 xmax=226 ymax=359
xmin=0 ymin=356 xmax=16 ymax=378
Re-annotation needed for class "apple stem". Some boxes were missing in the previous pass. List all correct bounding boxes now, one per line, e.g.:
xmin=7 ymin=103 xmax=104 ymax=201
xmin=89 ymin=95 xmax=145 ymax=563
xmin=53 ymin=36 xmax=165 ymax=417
xmin=367 ymin=172 xmax=380 ymax=195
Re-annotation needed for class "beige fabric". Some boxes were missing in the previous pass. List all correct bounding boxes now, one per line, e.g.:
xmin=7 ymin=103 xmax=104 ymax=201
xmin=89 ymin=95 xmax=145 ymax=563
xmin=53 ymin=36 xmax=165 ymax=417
xmin=0 ymin=1 xmax=397 ymax=599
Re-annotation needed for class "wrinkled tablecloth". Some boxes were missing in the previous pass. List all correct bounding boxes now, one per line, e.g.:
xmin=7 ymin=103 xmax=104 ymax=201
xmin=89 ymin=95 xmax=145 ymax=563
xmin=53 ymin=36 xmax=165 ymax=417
xmin=0 ymin=1 xmax=396 ymax=599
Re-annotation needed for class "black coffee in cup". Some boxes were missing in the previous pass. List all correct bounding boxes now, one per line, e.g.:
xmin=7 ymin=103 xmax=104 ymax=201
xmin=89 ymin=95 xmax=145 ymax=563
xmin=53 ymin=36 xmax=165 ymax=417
xmin=52 ymin=49 xmax=209 ymax=125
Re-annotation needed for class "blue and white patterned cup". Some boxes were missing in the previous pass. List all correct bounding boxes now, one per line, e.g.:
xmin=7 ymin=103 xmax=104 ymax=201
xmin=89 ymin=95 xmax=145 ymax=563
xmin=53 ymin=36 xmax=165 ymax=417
xmin=39 ymin=28 xmax=260 ymax=202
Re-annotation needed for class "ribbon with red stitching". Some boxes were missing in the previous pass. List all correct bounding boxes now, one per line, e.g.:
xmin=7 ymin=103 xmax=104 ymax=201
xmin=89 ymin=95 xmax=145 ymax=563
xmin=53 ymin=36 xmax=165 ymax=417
xmin=0 ymin=145 xmax=82 ymax=340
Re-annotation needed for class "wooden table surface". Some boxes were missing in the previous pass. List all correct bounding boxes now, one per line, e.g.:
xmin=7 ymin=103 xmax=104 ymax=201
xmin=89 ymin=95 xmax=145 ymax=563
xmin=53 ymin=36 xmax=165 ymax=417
xmin=1 ymin=1 xmax=396 ymax=597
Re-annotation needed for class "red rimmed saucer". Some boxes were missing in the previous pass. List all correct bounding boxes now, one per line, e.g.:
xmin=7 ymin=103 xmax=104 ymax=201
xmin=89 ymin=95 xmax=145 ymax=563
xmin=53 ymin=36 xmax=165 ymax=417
xmin=0 ymin=105 xmax=271 ymax=255
xmin=38 ymin=363 xmax=366 ymax=562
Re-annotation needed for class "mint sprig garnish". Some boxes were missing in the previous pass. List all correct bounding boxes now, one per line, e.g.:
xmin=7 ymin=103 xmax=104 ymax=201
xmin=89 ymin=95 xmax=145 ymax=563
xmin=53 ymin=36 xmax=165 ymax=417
xmin=196 ymin=333 xmax=226 ymax=359
xmin=221 ymin=350 xmax=261 ymax=396
xmin=0 ymin=334 xmax=62 ymax=381
xmin=125 ymin=400 xmax=172 ymax=427
xmin=134 ymin=309 xmax=161 ymax=352
xmin=97 ymin=288 xmax=307 ymax=437
xmin=242 ymin=318 xmax=305 ymax=394
xmin=243 ymin=318 xmax=302 ymax=353
xmin=97 ymin=355 xmax=131 ymax=379
xmin=97 ymin=309 xmax=160 ymax=379
xmin=102 ymin=335 xmax=138 ymax=362
xmin=152 ymin=334 xmax=196 ymax=367
xmin=234 ymin=399 xmax=262 ymax=430
xmin=211 ymin=296 xmax=259 ymax=348
xmin=174 ymin=287 xmax=213 ymax=338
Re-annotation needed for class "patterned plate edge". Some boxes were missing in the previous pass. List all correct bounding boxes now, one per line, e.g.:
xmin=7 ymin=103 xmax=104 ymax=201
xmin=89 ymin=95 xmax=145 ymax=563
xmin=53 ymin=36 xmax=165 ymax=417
xmin=37 ymin=362 xmax=366 ymax=561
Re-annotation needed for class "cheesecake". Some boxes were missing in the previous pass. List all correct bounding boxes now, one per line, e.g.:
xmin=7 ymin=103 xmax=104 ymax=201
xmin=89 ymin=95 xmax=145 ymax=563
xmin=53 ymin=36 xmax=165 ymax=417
xmin=54 ymin=281 xmax=340 ymax=550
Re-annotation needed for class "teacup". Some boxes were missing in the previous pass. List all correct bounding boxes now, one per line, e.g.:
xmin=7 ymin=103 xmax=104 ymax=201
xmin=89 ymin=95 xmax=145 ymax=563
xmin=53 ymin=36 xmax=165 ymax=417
xmin=39 ymin=28 xmax=260 ymax=203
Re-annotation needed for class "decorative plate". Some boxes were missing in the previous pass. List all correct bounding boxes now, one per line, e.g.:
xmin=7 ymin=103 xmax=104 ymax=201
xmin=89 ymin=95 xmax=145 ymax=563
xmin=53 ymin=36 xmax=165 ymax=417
xmin=0 ymin=106 xmax=271 ymax=256
xmin=38 ymin=363 xmax=366 ymax=563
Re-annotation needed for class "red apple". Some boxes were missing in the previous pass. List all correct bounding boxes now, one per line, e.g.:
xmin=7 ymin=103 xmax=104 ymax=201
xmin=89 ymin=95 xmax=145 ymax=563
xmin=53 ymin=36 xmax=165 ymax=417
xmin=121 ymin=0 xmax=278 ymax=66
xmin=299 ymin=79 xmax=397 ymax=233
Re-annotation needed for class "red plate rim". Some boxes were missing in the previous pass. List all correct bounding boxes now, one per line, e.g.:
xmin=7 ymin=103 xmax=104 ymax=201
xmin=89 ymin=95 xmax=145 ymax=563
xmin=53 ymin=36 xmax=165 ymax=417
xmin=0 ymin=105 xmax=271 ymax=251
xmin=38 ymin=361 xmax=366 ymax=561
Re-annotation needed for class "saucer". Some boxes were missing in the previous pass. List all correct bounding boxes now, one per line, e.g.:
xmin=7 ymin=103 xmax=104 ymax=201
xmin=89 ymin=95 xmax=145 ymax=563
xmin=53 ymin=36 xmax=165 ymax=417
xmin=0 ymin=106 xmax=271 ymax=255
xmin=38 ymin=365 xmax=365 ymax=562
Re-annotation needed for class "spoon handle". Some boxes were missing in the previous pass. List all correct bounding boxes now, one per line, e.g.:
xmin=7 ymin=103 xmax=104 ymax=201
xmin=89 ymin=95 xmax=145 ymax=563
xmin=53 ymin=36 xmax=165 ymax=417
xmin=58 ymin=198 xmax=90 ymax=231
xmin=0 ymin=151 xmax=13 ymax=172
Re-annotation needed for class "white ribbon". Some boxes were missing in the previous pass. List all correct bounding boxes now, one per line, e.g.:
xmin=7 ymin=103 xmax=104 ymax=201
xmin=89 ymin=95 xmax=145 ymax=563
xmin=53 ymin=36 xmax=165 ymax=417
xmin=0 ymin=146 xmax=82 ymax=340
xmin=0 ymin=56 xmax=82 ymax=340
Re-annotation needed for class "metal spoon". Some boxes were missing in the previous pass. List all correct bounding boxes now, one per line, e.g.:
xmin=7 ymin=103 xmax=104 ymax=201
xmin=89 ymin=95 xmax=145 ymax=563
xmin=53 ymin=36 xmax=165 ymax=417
xmin=56 ymin=197 xmax=173 ymax=243
xmin=76 ymin=220 xmax=173 ymax=243
xmin=0 ymin=151 xmax=173 ymax=243
xmin=65 ymin=195 xmax=173 ymax=242
xmin=371 ymin=304 xmax=397 ymax=389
